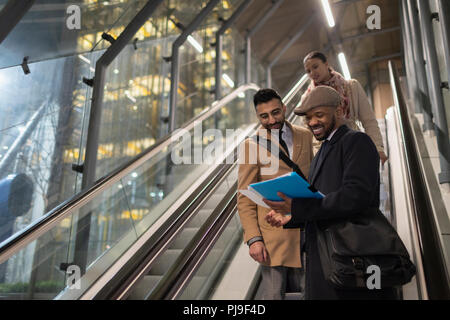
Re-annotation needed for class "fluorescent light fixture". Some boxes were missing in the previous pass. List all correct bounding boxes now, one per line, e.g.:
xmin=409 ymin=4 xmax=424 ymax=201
xmin=222 ymin=74 xmax=235 ymax=88
xmin=125 ymin=90 xmax=137 ymax=103
xmin=131 ymin=172 xmax=138 ymax=178
xmin=78 ymin=54 xmax=91 ymax=64
xmin=283 ymin=73 xmax=309 ymax=102
xmin=90 ymin=67 xmax=95 ymax=73
xmin=187 ymin=35 xmax=203 ymax=53
xmin=338 ymin=52 xmax=352 ymax=80
xmin=238 ymin=92 xmax=245 ymax=98
xmin=321 ymin=0 xmax=335 ymax=27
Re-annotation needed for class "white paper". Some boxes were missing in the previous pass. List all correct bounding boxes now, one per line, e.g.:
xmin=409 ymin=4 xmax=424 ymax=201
xmin=239 ymin=188 xmax=270 ymax=208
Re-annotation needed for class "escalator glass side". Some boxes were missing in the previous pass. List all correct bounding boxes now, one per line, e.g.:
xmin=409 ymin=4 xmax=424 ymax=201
xmin=0 ymin=86 xmax=258 ymax=300
xmin=0 ymin=0 xmax=254 ymax=265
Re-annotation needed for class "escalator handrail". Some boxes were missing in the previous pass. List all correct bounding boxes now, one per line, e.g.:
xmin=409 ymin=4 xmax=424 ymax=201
xmin=0 ymin=83 xmax=260 ymax=264
xmin=388 ymin=61 xmax=450 ymax=299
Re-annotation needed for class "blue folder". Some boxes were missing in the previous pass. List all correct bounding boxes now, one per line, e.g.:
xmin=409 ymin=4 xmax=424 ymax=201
xmin=249 ymin=172 xmax=324 ymax=201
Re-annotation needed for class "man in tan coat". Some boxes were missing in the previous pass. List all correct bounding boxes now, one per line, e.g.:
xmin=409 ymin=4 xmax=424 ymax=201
xmin=237 ymin=89 xmax=314 ymax=299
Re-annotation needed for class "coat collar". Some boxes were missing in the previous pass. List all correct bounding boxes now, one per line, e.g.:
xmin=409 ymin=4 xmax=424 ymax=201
xmin=255 ymin=121 xmax=303 ymax=162
xmin=309 ymin=124 xmax=349 ymax=185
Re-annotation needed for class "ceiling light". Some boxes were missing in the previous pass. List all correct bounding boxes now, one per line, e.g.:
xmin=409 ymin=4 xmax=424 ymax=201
xmin=321 ymin=0 xmax=335 ymax=27
xmin=187 ymin=35 xmax=203 ymax=53
xmin=338 ymin=52 xmax=352 ymax=80
xmin=222 ymin=73 xmax=235 ymax=88
xmin=125 ymin=90 xmax=136 ymax=103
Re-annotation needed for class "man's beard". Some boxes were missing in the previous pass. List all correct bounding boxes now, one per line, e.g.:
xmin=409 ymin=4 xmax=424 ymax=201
xmin=264 ymin=119 xmax=285 ymax=131
xmin=310 ymin=115 xmax=336 ymax=141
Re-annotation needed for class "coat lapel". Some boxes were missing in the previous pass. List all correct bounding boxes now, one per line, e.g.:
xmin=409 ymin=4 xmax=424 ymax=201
xmin=287 ymin=121 xmax=303 ymax=164
xmin=310 ymin=125 xmax=349 ymax=186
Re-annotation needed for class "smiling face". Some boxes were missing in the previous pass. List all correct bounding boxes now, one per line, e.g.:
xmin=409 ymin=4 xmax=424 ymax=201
xmin=304 ymin=57 xmax=332 ymax=83
xmin=303 ymin=106 xmax=343 ymax=140
xmin=256 ymin=98 xmax=287 ymax=131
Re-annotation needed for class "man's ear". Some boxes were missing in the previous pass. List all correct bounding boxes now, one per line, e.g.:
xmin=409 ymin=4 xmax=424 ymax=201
xmin=335 ymin=106 xmax=344 ymax=119
xmin=283 ymin=104 xmax=287 ymax=112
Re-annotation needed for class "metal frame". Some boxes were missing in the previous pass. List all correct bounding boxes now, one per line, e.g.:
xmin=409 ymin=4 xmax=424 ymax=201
xmin=214 ymin=0 xmax=254 ymax=100
xmin=354 ymin=53 xmax=402 ymax=66
xmin=68 ymin=0 xmax=165 ymax=273
xmin=266 ymin=13 xmax=316 ymax=88
xmin=406 ymin=0 xmax=434 ymax=131
xmin=244 ymin=0 xmax=285 ymax=84
xmin=340 ymin=26 xmax=400 ymax=43
xmin=437 ymin=0 xmax=450 ymax=89
xmin=389 ymin=61 xmax=450 ymax=299
xmin=0 ymin=0 xmax=35 ymax=45
xmin=400 ymin=0 xmax=419 ymax=113
xmin=416 ymin=0 xmax=450 ymax=184
xmin=168 ymin=0 xmax=221 ymax=132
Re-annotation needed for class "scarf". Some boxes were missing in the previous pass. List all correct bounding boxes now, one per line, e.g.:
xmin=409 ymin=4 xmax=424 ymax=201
xmin=304 ymin=69 xmax=351 ymax=119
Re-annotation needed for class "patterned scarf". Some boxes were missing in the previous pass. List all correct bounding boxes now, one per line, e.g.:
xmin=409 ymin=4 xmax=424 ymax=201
xmin=304 ymin=68 xmax=351 ymax=119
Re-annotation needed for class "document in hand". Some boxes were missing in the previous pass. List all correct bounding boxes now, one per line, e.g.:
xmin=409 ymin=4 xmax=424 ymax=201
xmin=239 ymin=172 xmax=324 ymax=208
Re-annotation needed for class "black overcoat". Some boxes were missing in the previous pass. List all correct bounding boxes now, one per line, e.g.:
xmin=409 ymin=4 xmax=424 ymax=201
xmin=285 ymin=124 xmax=396 ymax=299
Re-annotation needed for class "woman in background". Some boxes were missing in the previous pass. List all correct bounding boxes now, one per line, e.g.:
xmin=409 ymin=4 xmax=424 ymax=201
xmin=301 ymin=51 xmax=388 ymax=164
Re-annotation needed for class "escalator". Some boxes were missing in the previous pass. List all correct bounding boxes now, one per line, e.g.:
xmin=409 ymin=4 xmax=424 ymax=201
xmin=0 ymin=78 xmax=307 ymax=300
xmin=96 ymin=62 xmax=449 ymax=300
xmin=1 ymin=61 xmax=448 ymax=300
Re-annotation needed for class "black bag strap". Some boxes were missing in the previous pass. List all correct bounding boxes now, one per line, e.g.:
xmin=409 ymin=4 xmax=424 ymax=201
xmin=251 ymin=135 xmax=318 ymax=193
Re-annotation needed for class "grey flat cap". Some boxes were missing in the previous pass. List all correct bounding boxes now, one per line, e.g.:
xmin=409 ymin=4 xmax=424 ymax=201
xmin=294 ymin=86 xmax=341 ymax=115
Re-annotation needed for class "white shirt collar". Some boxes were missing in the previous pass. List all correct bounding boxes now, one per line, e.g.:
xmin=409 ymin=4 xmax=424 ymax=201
xmin=326 ymin=128 xmax=338 ymax=141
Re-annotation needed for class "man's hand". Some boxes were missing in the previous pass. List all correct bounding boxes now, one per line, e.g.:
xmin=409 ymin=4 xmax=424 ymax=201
xmin=249 ymin=241 xmax=269 ymax=263
xmin=263 ymin=192 xmax=292 ymax=215
xmin=379 ymin=151 xmax=388 ymax=166
xmin=265 ymin=210 xmax=292 ymax=227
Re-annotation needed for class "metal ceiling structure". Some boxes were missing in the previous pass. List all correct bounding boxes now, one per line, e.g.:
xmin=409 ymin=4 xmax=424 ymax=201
xmin=234 ymin=0 xmax=402 ymax=95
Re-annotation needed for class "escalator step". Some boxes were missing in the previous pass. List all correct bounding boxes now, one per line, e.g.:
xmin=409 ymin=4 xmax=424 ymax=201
xmin=147 ymin=249 xmax=183 ymax=275
xmin=170 ymin=227 xmax=199 ymax=250
xmin=128 ymin=275 xmax=161 ymax=300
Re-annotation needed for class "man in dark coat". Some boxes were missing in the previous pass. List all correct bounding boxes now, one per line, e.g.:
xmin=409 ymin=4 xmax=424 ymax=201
xmin=264 ymin=86 xmax=396 ymax=300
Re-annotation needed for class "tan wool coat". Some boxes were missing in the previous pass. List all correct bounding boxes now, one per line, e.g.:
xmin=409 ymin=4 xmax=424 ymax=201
xmin=345 ymin=79 xmax=384 ymax=153
xmin=237 ymin=121 xmax=314 ymax=268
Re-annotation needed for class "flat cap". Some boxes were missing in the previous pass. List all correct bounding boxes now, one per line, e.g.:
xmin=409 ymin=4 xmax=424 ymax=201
xmin=294 ymin=86 xmax=341 ymax=115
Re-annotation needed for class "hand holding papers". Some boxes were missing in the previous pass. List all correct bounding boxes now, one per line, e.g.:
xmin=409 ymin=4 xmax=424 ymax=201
xmin=239 ymin=172 xmax=323 ymax=204
xmin=239 ymin=172 xmax=324 ymax=218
